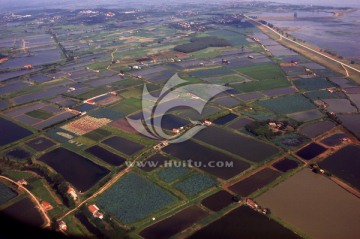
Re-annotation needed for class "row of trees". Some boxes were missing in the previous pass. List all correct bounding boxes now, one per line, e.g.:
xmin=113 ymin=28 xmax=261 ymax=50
xmin=25 ymin=164 xmax=75 ymax=207
xmin=0 ymin=157 xmax=75 ymax=208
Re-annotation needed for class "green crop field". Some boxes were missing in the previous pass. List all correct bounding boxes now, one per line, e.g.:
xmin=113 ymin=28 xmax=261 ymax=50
xmin=157 ymin=166 xmax=191 ymax=183
xmin=233 ymin=77 xmax=291 ymax=92
xmin=108 ymin=98 xmax=141 ymax=116
xmin=257 ymin=94 xmax=316 ymax=114
xmin=175 ymin=174 xmax=217 ymax=197
xmin=26 ymin=110 xmax=53 ymax=120
xmin=97 ymin=173 xmax=177 ymax=224
xmin=236 ymin=63 xmax=286 ymax=81
xmin=190 ymin=67 xmax=235 ymax=78
xmin=83 ymin=128 xmax=112 ymax=142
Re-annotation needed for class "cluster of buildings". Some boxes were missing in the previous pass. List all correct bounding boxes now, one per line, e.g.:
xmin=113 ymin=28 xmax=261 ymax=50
xmin=174 ymin=22 xmax=205 ymax=31
xmin=154 ymin=141 xmax=169 ymax=150
xmin=245 ymin=198 xmax=269 ymax=215
xmin=77 ymin=10 xmax=115 ymax=18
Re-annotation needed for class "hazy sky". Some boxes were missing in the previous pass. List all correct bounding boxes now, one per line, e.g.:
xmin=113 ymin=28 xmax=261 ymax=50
xmin=0 ymin=0 xmax=359 ymax=10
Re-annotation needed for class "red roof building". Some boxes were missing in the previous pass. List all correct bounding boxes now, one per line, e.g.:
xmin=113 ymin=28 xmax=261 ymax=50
xmin=88 ymin=204 xmax=103 ymax=219
xmin=88 ymin=204 xmax=99 ymax=214
xmin=17 ymin=179 xmax=28 ymax=186
xmin=246 ymin=198 xmax=258 ymax=209
xmin=41 ymin=201 xmax=54 ymax=211
xmin=23 ymin=64 xmax=33 ymax=69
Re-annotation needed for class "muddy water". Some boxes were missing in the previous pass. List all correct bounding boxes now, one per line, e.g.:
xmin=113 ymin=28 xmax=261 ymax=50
xmin=257 ymin=169 xmax=360 ymax=239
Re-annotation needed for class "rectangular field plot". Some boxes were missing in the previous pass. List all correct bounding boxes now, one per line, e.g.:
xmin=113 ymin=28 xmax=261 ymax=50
xmin=189 ymin=67 xmax=234 ymax=78
xmin=232 ymin=76 xmax=291 ymax=93
xmin=272 ymin=158 xmax=302 ymax=173
xmin=139 ymin=206 xmax=208 ymax=239
xmin=157 ymin=166 xmax=190 ymax=183
xmin=1 ymin=197 xmax=44 ymax=228
xmin=299 ymin=120 xmax=336 ymax=138
xmin=0 ymin=117 xmax=32 ymax=147
xmin=4 ymin=102 xmax=76 ymax=130
xmin=188 ymin=206 xmax=301 ymax=239
xmin=0 ymin=184 xmax=17 ymax=204
xmin=235 ymin=62 xmax=286 ymax=81
xmin=338 ymin=114 xmax=360 ymax=138
xmin=39 ymin=147 xmax=109 ymax=191
xmin=287 ymin=109 xmax=324 ymax=122
xmin=62 ymin=116 xmax=111 ymax=136
xmin=296 ymin=143 xmax=327 ymax=160
xmin=140 ymin=154 xmax=168 ymax=172
xmin=258 ymin=94 xmax=316 ymax=115
xmin=319 ymin=145 xmax=360 ymax=190
xmin=102 ymin=136 xmax=144 ymax=156
xmin=83 ymin=128 xmax=112 ymax=142
xmin=97 ymin=173 xmax=176 ymax=224
xmin=25 ymin=137 xmax=55 ymax=151
xmin=163 ymin=140 xmax=250 ymax=180
xmin=229 ymin=168 xmax=281 ymax=196
xmin=175 ymin=174 xmax=216 ymax=197
xmin=194 ymin=127 xmax=279 ymax=163
xmin=85 ymin=145 xmax=126 ymax=166
xmin=293 ymin=77 xmax=334 ymax=91
xmin=257 ymin=169 xmax=360 ymax=239
xmin=213 ymin=113 xmax=238 ymax=125
xmin=201 ymin=190 xmax=234 ymax=212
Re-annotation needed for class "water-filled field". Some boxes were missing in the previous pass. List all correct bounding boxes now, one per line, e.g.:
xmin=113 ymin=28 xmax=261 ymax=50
xmin=188 ymin=206 xmax=301 ymax=239
xmin=39 ymin=147 xmax=109 ymax=191
xmin=26 ymin=137 xmax=55 ymax=151
xmin=140 ymin=206 xmax=208 ymax=239
xmin=319 ymin=145 xmax=360 ymax=190
xmin=272 ymin=158 xmax=302 ymax=172
xmin=296 ymin=143 xmax=327 ymax=160
xmin=299 ymin=121 xmax=336 ymax=138
xmin=163 ymin=140 xmax=250 ymax=180
xmin=1 ymin=197 xmax=44 ymax=228
xmin=194 ymin=127 xmax=279 ymax=163
xmin=338 ymin=114 xmax=360 ymax=138
xmin=85 ymin=145 xmax=126 ymax=166
xmin=201 ymin=190 xmax=234 ymax=212
xmin=229 ymin=168 xmax=282 ymax=196
xmin=0 ymin=184 xmax=17 ymax=204
xmin=102 ymin=136 xmax=144 ymax=156
xmin=0 ymin=117 xmax=32 ymax=146
xmin=320 ymin=133 xmax=347 ymax=146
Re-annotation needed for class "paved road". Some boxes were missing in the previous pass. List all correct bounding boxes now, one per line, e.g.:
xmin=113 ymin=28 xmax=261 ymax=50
xmin=244 ymin=15 xmax=360 ymax=74
xmin=0 ymin=175 xmax=51 ymax=228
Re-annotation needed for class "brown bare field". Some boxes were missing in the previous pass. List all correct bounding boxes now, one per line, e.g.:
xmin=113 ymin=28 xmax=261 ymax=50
xmin=62 ymin=116 xmax=111 ymax=135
